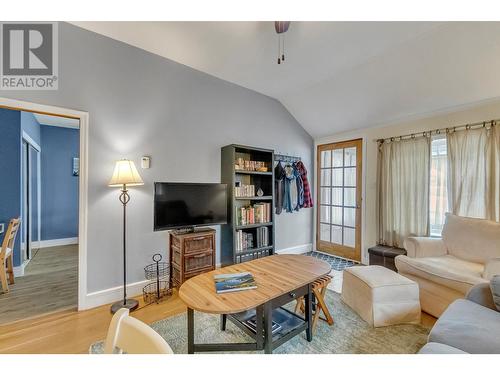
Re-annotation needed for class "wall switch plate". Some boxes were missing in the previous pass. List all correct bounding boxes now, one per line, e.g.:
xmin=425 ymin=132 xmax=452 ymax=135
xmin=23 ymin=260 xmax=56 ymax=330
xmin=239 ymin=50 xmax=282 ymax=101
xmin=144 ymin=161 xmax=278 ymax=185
xmin=141 ymin=156 xmax=151 ymax=169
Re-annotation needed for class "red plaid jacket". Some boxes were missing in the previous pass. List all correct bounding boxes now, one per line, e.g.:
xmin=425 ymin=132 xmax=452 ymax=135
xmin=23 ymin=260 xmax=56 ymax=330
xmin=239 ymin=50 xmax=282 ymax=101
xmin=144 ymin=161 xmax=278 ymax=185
xmin=295 ymin=161 xmax=313 ymax=208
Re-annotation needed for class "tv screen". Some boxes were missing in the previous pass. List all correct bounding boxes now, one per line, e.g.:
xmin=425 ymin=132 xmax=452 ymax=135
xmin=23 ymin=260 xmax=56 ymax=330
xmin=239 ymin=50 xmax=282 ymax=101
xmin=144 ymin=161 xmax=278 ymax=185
xmin=154 ymin=182 xmax=227 ymax=231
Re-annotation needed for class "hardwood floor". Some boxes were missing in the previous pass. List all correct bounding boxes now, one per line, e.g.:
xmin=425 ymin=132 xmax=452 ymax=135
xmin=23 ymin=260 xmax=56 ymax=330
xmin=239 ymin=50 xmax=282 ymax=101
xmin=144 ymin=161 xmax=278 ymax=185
xmin=0 ymin=290 xmax=187 ymax=354
xmin=0 ymin=245 xmax=78 ymax=324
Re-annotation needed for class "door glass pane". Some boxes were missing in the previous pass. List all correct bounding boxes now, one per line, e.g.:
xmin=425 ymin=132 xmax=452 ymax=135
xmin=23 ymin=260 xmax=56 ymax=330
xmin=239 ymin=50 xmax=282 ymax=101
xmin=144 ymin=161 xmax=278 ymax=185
xmin=320 ymin=205 xmax=331 ymax=223
xmin=332 ymin=168 xmax=343 ymax=186
xmin=320 ymin=169 xmax=331 ymax=186
xmin=331 ymin=206 xmax=342 ymax=225
xmin=344 ymin=167 xmax=356 ymax=187
xmin=344 ymin=188 xmax=356 ymax=207
xmin=320 ymin=224 xmax=330 ymax=241
xmin=321 ymin=150 xmax=331 ymax=168
xmin=344 ymin=147 xmax=357 ymax=167
xmin=344 ymin=227 xmax=355 ymax=247
xmin=332 ymin=149 xmax=343 ymax=167
xmin=332 ymin=225 xmax=342 ymax=245
xmin=320 ymin=188 xmax=331 ymax=205
xmin=344 ymin=207 xmax=356 ymax=227
xmin=332 ymin=188 xmax=343 ymax=206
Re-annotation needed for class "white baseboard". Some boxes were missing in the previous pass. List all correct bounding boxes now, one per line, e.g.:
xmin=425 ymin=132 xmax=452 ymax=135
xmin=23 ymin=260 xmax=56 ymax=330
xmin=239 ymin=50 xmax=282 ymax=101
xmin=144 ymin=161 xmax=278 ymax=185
xmin=13 ymin=259 xmax=30 ymax=277
xmin=81 ymin=279 xmax=150 ymax=310
xmin=276 ymin=243 xmax=312 ymax=255
xmin=39 ymin=237 xmax=78 ymax=248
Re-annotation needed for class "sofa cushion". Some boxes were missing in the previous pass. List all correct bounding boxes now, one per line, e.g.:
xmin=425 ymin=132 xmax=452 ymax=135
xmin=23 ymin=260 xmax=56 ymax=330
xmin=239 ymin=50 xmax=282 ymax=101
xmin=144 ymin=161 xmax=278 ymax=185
xmin=429 ymin=299 xmax=500 ymax=354
xmin=418 ymin=342 xmax=467 ymax=354
xmin=442 ymin=213 xmax=500 ymax=264
xmin=395 ymin=254 xmax=486 ymax=294
xmin=491 ymin=275 xmax=500 ymax=311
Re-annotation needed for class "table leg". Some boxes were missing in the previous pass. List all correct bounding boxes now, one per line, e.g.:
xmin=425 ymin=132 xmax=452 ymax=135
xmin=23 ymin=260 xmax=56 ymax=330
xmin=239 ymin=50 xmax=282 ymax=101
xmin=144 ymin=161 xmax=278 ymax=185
xmin=187 ymin=307 xmax=194 ymax=354
xmin=255 ymin=305 xmax=264 ymax=350
xmin=263 ymin=302 xmax=273 ymax=354
xmin=304 ymin=283 xmax=313 ymax=342
xmin=220 ymin=314 xmax=227 ymax=331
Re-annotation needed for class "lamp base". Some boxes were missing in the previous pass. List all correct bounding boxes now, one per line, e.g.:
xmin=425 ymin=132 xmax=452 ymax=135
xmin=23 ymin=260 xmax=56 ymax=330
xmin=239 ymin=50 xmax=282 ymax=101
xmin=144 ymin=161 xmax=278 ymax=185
xmin=110 ymin=298 xmax=139 ymax=314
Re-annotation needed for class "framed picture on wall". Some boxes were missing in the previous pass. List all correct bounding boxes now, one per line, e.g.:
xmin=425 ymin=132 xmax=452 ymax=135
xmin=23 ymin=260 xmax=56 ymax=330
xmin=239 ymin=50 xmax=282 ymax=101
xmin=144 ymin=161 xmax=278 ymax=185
xmin=72 ymin=157 xmax=80 ymax=176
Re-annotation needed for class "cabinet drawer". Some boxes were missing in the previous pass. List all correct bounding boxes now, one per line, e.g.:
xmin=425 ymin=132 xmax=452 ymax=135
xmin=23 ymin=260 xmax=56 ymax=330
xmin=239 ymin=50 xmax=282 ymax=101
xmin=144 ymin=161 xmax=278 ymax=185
xmin=271 ymin=284 xmax=309 ymax=309
xmin=184 ymin=251 xmax=213 ymax=272
xmin=184 ymin=235 xmax=214 ymax=254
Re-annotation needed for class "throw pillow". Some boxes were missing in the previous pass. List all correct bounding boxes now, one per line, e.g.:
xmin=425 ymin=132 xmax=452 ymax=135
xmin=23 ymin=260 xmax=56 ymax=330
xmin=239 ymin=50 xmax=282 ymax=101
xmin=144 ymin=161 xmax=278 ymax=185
xmin=490 ymin=275 xmax=500 ymax=311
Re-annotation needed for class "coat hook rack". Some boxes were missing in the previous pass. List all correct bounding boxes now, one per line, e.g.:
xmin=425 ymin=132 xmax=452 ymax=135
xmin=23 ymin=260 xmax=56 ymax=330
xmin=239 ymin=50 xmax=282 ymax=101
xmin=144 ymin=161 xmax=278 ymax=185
xmin=275 ymin=153 xmax=301 ymax=163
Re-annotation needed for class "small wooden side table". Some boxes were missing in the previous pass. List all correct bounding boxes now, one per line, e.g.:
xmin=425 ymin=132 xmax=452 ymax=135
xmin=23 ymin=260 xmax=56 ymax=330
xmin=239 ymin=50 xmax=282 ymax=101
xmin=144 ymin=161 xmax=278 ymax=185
xmin=368 ymin=245 xmax=406 ymax=272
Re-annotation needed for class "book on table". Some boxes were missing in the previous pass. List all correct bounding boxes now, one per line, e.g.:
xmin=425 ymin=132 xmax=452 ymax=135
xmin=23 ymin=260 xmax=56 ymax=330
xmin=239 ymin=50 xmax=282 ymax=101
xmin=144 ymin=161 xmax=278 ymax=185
xmin=214 ymin=272 xmax=257 ymax=294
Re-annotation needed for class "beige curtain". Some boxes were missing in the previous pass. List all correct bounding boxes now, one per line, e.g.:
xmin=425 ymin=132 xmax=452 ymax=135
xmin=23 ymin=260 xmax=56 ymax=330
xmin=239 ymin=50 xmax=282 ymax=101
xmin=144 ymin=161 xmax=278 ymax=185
xmin=447 ymin=125 xmax=500 ymax=221
xmin=377 ymin=137 xmax=430 ymax=247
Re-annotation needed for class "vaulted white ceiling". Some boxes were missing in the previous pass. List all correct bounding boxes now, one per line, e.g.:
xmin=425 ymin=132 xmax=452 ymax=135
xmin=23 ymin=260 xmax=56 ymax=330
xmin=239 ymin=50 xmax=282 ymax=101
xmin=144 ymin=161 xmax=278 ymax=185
xmin=72 ymin=21 xmax=500 ymax=138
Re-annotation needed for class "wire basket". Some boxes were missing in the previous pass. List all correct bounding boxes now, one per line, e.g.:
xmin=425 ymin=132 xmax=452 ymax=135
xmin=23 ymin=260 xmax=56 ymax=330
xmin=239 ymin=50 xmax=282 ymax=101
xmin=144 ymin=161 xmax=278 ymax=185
xmin=144 ymin=254 xmax=169 ymax=280
xmin=143 ymin=281 xmax=172 ymax=304
xmin=142 ymin=253 xmax=172 ymax=304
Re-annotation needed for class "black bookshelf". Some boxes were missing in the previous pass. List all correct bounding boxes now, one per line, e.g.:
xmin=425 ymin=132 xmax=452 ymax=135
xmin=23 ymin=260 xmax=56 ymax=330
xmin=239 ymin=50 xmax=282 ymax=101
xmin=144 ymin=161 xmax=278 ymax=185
xmin=221 ymin=144 xmax=275 ymax=266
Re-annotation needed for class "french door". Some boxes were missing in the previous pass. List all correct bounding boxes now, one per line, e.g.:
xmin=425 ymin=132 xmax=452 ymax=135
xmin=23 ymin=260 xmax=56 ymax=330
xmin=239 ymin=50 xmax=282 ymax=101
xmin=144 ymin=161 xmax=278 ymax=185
xmin=317 ymin=139 xmax=362 ymax=261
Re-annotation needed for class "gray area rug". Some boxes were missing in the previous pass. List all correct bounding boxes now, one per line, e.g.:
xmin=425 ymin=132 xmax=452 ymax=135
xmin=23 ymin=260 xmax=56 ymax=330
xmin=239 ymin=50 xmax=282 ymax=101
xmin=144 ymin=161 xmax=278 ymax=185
xmin=90 ymin=291 xmax=429 ymax=354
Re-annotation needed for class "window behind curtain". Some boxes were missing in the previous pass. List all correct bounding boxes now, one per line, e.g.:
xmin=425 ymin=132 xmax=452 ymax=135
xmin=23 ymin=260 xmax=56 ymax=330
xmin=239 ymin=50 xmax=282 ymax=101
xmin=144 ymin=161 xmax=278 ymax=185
xmin=429 ymin=136 xmax=448 ymax=236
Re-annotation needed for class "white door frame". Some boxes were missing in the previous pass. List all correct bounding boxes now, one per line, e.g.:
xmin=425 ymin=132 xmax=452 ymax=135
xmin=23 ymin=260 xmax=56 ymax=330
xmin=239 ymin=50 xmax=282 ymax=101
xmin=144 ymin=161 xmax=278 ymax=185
xmin=21 ymin=131 xmax=42 ymax=258
xmin=0 ymin=97 xmax=89 ymax=310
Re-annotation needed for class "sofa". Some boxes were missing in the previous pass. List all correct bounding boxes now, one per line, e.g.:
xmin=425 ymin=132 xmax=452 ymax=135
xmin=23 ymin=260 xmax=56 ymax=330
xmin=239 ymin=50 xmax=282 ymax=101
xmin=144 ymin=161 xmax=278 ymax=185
xmin=418 ymin=283 xmax=500 ymax=354
xmin=395 ymin=213 xmax=500 ymax=317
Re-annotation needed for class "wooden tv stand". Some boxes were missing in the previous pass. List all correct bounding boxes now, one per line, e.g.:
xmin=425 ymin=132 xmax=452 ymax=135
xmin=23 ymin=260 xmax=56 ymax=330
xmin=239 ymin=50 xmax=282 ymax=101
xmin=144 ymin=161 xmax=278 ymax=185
xmin=169 ymin=228 xmax=216 ymax=287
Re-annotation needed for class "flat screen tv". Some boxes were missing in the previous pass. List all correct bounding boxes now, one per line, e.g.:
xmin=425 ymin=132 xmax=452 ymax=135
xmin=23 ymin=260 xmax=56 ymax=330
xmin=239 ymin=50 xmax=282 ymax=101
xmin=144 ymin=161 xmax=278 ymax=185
xmin=154 ymin=182 xmax=227 ymax=231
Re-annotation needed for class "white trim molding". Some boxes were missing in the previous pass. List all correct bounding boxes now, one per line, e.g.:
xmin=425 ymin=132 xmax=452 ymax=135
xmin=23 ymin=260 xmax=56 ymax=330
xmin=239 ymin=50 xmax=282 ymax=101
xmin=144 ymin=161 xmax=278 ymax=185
xmin=13 ymin=259 xmax=30 ymax=277
xmin=83 ymin=280 xmax=149 ymax=310
xmin=276 ymin=243 xmax=312 ymax=255
xmin=0 ymin=97 xmax=89 ymax=312
xmin=39 ymin=237 xmax=79 ymax=248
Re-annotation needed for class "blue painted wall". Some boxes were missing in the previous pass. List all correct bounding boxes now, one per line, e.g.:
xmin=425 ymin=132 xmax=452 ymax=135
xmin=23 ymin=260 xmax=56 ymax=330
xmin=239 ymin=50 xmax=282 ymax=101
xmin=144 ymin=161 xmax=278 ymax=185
xmin=40 ymin=125 xmax=79 ymax=240
xmin=0 ymin=108 xmax=22 ymax=266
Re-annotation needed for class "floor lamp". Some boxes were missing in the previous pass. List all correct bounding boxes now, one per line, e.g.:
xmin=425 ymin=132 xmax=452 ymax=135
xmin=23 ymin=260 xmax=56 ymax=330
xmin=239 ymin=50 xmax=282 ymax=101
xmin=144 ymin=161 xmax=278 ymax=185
xmin=109 ymin=159 xmax=144 ymax=314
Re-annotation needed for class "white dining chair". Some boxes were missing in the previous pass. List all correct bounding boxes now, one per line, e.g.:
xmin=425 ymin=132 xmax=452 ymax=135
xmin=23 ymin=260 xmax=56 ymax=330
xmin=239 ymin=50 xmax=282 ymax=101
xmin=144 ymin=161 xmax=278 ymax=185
xmin=104 ymin=308 xmax=174 ymax=354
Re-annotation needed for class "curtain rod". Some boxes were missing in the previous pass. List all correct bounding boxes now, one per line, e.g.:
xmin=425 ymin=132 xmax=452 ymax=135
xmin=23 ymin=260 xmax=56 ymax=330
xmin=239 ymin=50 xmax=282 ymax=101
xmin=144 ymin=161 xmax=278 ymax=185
xmin=375 ymin=119 xmax=498 ymax=143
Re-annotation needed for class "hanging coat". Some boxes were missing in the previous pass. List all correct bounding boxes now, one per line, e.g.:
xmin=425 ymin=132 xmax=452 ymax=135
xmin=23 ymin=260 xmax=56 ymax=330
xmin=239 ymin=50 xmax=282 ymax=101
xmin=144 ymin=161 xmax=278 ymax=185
xmin=274 ymin=161 xmax=286 ymax=214
xmin=293 ymin=163 xmax=304 ymax=210
xmin=296 ymin=161 xmax=313 ymax=208
xmin=284 ymin=164 xmax=298 ymax=213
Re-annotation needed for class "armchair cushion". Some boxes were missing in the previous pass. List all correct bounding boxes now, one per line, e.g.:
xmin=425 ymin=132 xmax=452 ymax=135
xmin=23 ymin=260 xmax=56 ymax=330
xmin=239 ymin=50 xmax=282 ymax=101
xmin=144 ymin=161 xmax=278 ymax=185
xmin=442 ymin=213 xmax=500 ymax=264
xmin=403 ymin=237 xmax=447 ymax=258
xmin=483 ymin=258 xmax=500 ymax=280
xmin=466 ymin=282 xmax=497 ymax=310
xmin=395 ymin=254 xmax=486 ymax=294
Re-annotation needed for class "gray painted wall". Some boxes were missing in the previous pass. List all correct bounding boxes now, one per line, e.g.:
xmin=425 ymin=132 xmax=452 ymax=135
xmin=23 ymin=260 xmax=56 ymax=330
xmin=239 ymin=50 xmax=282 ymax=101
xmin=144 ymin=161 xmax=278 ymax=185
xmin=0 ymin=22 xmax=313 ymax=293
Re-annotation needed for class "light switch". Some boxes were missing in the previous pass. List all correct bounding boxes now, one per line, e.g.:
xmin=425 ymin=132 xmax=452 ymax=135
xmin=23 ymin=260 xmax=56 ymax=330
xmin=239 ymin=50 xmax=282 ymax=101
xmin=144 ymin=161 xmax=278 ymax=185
xmin=141 ymin=156 xmax=151 ymax=169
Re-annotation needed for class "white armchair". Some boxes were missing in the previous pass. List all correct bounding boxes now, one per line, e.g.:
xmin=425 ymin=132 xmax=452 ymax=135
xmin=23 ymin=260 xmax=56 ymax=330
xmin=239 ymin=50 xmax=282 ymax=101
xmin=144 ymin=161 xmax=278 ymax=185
xmin=395 ymin=213 xmax=500 ymax=317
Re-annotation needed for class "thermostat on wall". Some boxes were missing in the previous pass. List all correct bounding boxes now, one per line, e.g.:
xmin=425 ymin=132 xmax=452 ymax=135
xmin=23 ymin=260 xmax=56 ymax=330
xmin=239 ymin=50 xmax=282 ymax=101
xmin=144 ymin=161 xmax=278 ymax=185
xmin=141 ymin=156 xmax=151 ymax=169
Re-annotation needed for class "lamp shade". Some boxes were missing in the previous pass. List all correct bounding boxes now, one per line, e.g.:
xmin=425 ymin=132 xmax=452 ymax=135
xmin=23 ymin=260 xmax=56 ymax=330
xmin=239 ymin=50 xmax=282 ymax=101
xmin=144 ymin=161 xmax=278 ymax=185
xmin=109 ymin=159 xmax=144 ymax=187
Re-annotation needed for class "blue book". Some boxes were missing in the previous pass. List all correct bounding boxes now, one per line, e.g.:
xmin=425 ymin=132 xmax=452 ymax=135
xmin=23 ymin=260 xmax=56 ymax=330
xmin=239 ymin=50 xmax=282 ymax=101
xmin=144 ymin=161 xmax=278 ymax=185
xmin=214 ymin=272 xmax=257 ymax=294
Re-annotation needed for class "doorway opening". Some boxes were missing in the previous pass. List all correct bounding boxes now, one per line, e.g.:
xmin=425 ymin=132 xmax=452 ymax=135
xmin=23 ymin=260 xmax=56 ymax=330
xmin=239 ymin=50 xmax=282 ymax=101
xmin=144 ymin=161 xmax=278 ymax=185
xmin=0 ymin=101 xmax=87 ymax=324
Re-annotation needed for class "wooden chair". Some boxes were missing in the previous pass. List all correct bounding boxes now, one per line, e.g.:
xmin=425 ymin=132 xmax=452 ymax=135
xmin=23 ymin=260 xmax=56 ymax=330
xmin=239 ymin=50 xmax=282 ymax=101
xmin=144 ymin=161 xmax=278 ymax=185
xmin=295 ymin=275 xmax=334 ymax=333
xmin=104 ymin=308 xmax=174 ymax=354
xmin=1 ymin=218 xmax=21 ymax=293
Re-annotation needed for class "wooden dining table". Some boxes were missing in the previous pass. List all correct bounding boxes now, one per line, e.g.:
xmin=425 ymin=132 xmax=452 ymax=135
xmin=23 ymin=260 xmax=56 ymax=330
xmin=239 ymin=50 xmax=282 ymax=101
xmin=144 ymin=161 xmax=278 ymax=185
xmin=179 ymin=254 xmax=331 ymax=354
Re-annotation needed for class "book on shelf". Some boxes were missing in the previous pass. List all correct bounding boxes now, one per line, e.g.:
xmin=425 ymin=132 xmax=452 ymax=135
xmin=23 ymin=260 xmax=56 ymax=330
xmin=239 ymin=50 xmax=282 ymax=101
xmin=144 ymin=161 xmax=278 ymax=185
xmin=236 ymin=203 xmax=271 ymax=226
xmin=214 ymin=272 xmax=257 ymax=294
xmin=242 ymin=316 xmax=282 ymax=335
xmin=235 ymin=226 xmax=269 ymax=252
xmin=234 ymin=184 xmax=255 ymax=198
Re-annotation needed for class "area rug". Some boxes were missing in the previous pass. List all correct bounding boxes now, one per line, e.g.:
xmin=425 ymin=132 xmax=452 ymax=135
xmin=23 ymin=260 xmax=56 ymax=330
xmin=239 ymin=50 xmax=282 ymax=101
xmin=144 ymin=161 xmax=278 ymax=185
xmin=90 ymin=290 xmax=429 ymax=354
xmin=305 ymin=251 xmax=357 ymax=271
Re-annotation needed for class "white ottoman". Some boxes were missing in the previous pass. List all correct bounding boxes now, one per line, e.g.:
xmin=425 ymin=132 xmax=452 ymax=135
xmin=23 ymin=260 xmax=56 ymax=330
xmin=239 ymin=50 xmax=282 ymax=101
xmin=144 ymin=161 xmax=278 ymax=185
xmin=341 ymin=265 xmax=421 ymax=327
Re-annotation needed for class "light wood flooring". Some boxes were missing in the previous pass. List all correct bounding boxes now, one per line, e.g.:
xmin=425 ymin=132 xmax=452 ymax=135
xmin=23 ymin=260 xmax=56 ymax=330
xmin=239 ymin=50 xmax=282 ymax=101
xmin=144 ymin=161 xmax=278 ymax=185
xmin=0 ymin=244 xmax=78 ymax=325
xmin=0 ymin=274 xmax=435 ymax=354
